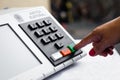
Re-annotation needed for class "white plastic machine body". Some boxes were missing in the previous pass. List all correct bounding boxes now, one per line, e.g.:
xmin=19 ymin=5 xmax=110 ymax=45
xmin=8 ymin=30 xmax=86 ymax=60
xmin=0 ymin=7 xmax=86 ymax=80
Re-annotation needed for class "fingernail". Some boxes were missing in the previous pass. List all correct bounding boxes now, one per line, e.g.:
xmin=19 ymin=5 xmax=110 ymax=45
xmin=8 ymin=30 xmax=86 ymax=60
xmin=89 ymin=48 xmax=96 ymax=56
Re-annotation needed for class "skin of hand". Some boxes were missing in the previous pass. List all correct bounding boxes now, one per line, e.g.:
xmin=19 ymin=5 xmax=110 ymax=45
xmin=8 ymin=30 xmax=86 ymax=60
xmin=74 ymin=17 xmax=120 ymax=57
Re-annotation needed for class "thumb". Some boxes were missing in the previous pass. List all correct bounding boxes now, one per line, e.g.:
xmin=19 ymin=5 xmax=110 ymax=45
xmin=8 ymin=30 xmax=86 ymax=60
xmin=74 ymin=31 xmax=101 ymax=50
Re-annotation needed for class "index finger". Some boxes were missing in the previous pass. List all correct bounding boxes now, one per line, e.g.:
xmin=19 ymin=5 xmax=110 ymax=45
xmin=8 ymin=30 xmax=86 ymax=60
xmin=74 ymin=32 xmax=98 ymax=50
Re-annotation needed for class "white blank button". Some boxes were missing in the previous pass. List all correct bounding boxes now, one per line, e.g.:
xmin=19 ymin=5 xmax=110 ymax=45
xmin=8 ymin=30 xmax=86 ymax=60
xmin=51 ymin=52 xmax=63 ymax=61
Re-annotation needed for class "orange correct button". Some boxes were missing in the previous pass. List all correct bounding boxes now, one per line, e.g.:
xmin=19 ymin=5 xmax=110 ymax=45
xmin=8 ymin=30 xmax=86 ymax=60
xmin=60 ymin=48 xmax=72 ymax=57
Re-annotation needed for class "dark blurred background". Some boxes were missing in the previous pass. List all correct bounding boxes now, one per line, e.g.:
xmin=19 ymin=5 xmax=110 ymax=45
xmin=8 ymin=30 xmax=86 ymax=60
xmin=50 ymin=0 xmax=120 ymax=52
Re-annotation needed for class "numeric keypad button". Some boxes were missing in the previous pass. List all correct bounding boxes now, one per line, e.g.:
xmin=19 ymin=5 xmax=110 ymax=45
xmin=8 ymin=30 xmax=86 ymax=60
xmin=43 ymin=20 xmax=52 ymax=26
xmin=48 ymin=35 xmax=57 ymax=42
xmin=49 ymin=26 xmax=58 ymax=32
xmin=54 ymin=42 xmax=64 ymax=49
xmin=41 ymin=38 xmax=51 ymax=45
xmin=28 ymin=24 xmax=37 ymax=30
xmin=42 ymin=28 xmax=51 ymax=35
xmin=36 ymin=22 xmax=44 ymax=28
xmin=55 ymin=33 xmax=64 ymax=39
xmin=34 ymin=31 xmax=44 ymax=38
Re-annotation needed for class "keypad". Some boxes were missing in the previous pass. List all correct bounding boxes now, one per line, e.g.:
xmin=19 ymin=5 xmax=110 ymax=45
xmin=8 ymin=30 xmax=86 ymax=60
xmin=19 ymin=17 xmax=82 ymax=66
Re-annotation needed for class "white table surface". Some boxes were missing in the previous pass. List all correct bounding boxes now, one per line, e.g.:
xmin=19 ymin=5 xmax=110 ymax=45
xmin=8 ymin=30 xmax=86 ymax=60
xmin=45 ymin=40 xmax=120 ymax=80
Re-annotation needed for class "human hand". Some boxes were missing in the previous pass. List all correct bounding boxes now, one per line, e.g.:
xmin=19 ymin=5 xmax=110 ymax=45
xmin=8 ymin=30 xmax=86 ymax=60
xmin=74 ymin=17 xmax=120 ymax=57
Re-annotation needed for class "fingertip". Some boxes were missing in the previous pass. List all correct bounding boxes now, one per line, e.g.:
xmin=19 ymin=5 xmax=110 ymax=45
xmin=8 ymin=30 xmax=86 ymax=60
xmin=74 ymin=43 xmax=81 ymax=50
xmin=74 ymin=32 xmax=96 ymax=50
xmin=74 ymin=41 xmax=85 ymax=50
